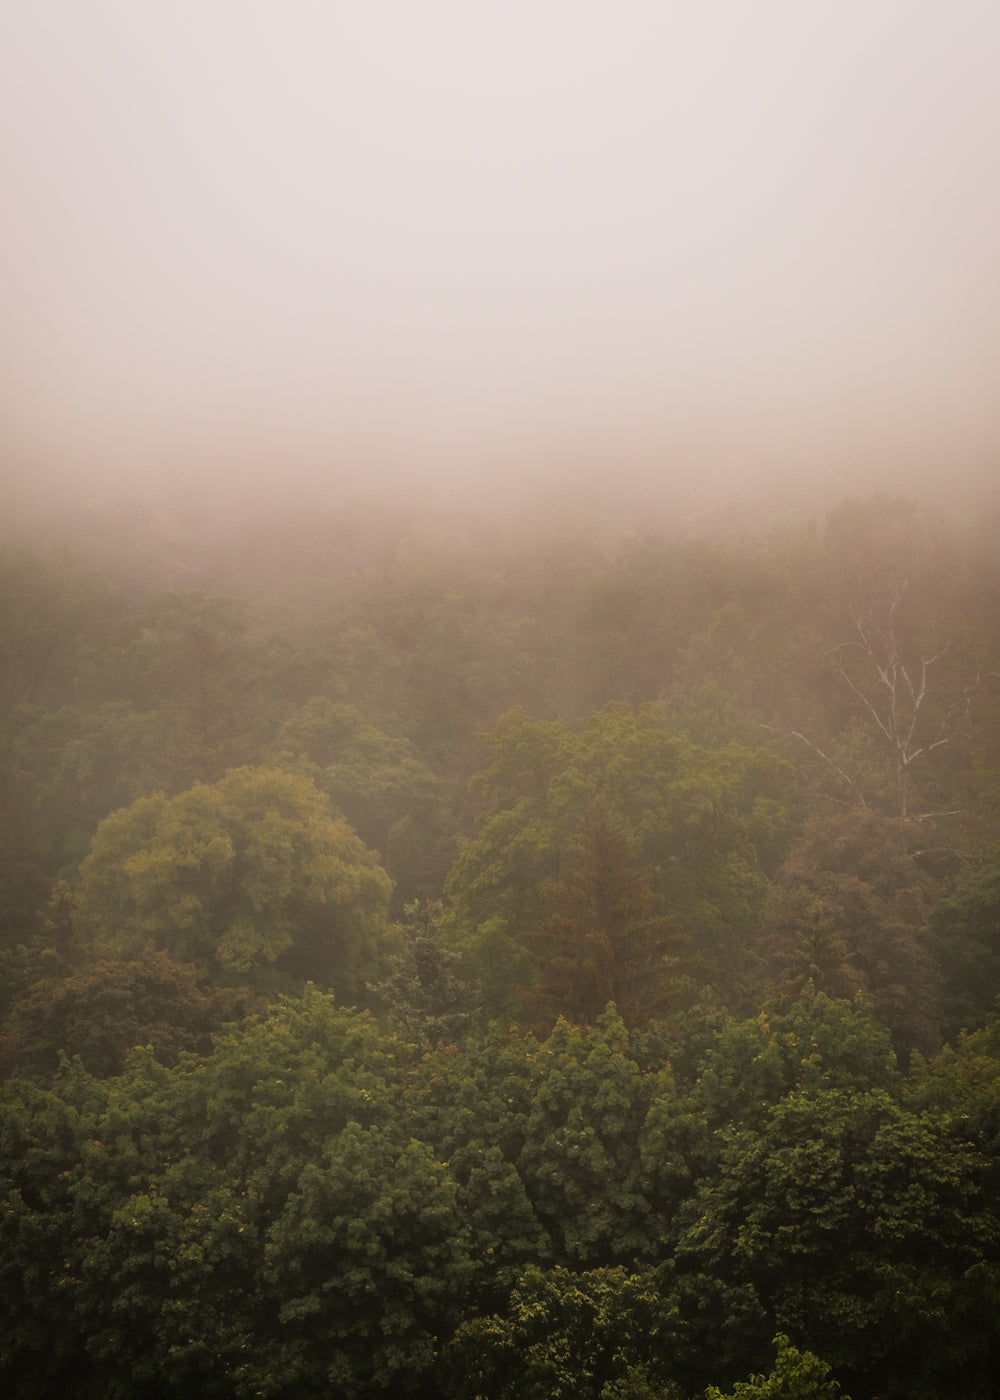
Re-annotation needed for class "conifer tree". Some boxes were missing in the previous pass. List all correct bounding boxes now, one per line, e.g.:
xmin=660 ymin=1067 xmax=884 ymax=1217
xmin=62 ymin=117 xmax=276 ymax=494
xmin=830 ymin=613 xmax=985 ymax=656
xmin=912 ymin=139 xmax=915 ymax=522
xmin=524 ymin=799 xmax=687 ymax=1028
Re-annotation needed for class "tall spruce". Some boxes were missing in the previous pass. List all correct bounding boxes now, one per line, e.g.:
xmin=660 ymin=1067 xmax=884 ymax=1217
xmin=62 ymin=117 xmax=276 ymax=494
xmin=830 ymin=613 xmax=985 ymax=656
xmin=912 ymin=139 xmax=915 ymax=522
xmin=524 ymin=799 xmax=688 ymax=1028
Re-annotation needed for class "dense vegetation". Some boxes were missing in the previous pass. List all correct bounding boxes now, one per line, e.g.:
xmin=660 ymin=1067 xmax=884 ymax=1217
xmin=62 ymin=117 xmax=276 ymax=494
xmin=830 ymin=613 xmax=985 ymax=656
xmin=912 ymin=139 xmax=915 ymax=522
xmin=2 ymin=489 xmax=1000 ymax=1397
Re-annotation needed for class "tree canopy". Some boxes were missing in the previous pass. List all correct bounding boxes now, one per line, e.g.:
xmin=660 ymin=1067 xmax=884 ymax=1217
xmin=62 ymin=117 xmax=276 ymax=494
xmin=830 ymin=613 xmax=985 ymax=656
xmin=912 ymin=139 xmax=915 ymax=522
xmin=72 ymin=766 xmax=392 ymax=995
xmin=3 ymin=492 xmax=1000 ymax=1397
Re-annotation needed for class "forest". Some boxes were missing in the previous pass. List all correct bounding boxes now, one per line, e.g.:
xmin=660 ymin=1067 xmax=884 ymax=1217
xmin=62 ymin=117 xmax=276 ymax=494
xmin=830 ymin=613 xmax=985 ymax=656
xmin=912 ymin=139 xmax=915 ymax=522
xmin=2 ymin=487 xmax=1000 ymax=1399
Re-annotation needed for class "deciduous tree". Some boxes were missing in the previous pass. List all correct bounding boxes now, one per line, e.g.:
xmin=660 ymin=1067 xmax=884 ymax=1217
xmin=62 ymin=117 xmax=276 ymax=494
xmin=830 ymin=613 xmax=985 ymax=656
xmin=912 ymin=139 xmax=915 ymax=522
xmin=367 ymin=898 xmax=478 ymax=1044
xmin=0 ymin=944 xmax=261 ymax=1082
xmin=761 ymin=809 xmax=941 ymax=1058
xmin=928 ymin=864 xmax=1000 ymax=1035
xmin=73 ymin=767 xmax=391 ymax=996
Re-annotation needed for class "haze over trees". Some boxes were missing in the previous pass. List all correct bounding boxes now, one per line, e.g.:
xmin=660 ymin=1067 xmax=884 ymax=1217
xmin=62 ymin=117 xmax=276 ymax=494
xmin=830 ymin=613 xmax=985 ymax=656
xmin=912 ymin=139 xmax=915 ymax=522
xmin=5 ymin=0 xmax=1000 ymax=1388
xmin=2 ymin=485 xmax=1000 ymax=1398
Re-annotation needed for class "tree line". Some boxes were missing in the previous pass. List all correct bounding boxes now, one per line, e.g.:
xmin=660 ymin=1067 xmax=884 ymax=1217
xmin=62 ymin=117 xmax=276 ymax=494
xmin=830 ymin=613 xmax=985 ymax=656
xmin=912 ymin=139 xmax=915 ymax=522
xmin=4 ymin=990 xmax=999 ymax=1397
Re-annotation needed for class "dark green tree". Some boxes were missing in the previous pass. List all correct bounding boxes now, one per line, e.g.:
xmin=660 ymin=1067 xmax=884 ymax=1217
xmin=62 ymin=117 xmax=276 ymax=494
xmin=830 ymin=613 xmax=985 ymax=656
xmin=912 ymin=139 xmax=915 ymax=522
xmin=367 ymin=898 xmax=478 ymax=1044
xmin=690 ymin=989 xmax=899 ymax=1135
xmin=0 ymin=944 xmax=261 ymax=1082
xmin=928 ymin=863 xmax=1000 ymax=1035
xmin=442 ymin=1264 xmax=686 ymax=1400
xmin=514 ymin=1009 xmax=657 ymax=1268
xmin=672 ymin=1086 xmax=997 ymax=1399
xmin=0 ymin=992 xmax=472 ymax=1399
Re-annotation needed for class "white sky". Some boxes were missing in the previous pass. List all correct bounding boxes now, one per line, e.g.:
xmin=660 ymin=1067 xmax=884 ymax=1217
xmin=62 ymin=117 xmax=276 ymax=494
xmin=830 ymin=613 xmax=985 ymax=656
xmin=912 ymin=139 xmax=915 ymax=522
xmin=2 ymin=1 xmax=999 ymax=496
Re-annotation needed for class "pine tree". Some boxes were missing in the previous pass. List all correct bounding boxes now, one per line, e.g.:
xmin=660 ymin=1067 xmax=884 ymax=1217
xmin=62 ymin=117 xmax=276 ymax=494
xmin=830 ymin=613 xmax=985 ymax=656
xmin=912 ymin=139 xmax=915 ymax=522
xmin=524 ymin=800 xmax=688 ymax=1028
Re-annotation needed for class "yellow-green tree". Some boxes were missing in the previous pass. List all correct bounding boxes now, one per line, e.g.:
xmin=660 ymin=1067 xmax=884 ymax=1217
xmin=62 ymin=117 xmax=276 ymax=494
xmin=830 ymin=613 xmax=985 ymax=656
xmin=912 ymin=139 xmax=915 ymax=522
xmin=73 ymin=767 xmax=391 ymax=996
xmin=705 ymin=1334 xmax=849 ymax=1399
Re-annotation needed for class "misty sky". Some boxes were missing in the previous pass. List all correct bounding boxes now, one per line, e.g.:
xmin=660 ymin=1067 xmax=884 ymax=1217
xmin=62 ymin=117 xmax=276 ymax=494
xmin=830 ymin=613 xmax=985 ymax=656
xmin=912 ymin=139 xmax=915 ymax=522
xmin=2 ymin=1 xmax=999 ymax=497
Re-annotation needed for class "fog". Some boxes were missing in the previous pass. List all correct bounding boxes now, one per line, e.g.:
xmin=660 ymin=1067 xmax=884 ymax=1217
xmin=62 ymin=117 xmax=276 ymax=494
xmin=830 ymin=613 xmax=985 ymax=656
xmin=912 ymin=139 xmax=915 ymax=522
xmin=2 ymin=1 xmax=999 ymax=523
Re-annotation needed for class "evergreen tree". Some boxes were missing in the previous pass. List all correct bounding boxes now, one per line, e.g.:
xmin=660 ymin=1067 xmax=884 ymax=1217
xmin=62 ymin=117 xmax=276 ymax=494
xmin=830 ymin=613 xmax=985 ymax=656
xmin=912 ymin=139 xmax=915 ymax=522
xmin=524 ymin=800 xmax=688 ymax=1029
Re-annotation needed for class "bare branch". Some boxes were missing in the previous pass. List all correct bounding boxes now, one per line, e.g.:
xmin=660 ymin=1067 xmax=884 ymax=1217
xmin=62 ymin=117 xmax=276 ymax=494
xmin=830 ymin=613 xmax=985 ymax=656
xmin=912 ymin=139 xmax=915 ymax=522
xmin=835 ymin=664 xmax=896 ymax=747
xmin=904 ymin=734 xmax=953 ymax=767
xmin=778 ymin=728 xmax=870 ymax=809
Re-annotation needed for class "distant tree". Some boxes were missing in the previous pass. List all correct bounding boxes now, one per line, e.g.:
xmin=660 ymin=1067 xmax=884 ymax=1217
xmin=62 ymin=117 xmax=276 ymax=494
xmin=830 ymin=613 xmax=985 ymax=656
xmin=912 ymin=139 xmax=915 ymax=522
xmin=123 ymin=591 xmax=269 ymax=787
xmin=928 ymin=864 xmax=1000 ymax=1035
xmin=784 ymin=498 xmax=982 ymax=822
xmin=278 ymin=697 xmax=447 ymax=903
xmin=0 ymin=780 xmax=49 ymax=950
xmin=825 ymin=576 xmax=976 ymax=820
xmin=0 ymin=550 xmax=141 ymax=943
xmin=0 ymin=545 xmax=129 ymax=711
xmin=761 ymin=809 xmax=941 ymax=1059
xmin=10 ymin=700 xmax=171 ymax=873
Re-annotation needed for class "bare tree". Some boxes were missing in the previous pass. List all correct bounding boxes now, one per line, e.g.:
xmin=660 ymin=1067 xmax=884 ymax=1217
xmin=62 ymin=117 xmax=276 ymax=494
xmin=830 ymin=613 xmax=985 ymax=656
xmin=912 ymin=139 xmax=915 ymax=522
xmin=830 ymin=577 xmax=976 ymax=818
xmin=774 ymin=499 xmax=981 ymax=824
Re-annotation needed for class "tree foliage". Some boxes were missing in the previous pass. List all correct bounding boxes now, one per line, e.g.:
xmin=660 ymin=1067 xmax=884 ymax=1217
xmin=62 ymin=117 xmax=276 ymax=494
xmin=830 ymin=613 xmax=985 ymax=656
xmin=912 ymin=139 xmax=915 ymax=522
xmin=524 ymin=799 xmax=689 ymax=1029
xmin=705 ymin=1333 xmax=850 ymax=1400
xmin=72 ymin=767 xmax=391 ymax=995
xmin=2 ymin=989 xmax=998 ymax=1397
xmin=928 ymin=864 xmax=1000 ymax=1036
xmin=367 ymin=898 xmax=478 ymax=1044
xmin=278 ymin=697 xmax=447 ymax=903
xmin=444 ymin=1264 xmax=686 ymax=1400
xmin=3 ymin=493 xmax=1000 ymax=1397
xmin=762 ymin=809 xmax=941 ymax=1057
xmin=448 ymin=703 xmax=792 ymax=1016
xmin=0 ymin=943 xmax=261 ymax=1082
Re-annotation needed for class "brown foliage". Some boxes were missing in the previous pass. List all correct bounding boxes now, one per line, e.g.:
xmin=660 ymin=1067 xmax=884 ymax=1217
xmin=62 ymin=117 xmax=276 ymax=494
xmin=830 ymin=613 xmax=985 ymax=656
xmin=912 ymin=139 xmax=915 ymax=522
xmin=0 ymin=943 xmax=263 ymax=1082
xmin=522 ymin=799 xmax=689 ymax=1030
